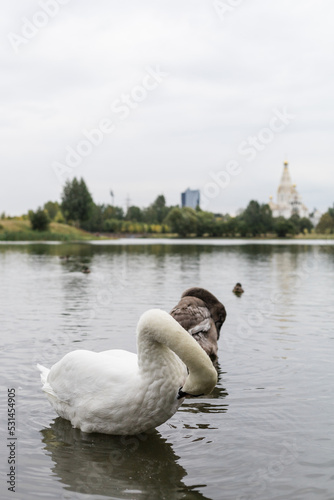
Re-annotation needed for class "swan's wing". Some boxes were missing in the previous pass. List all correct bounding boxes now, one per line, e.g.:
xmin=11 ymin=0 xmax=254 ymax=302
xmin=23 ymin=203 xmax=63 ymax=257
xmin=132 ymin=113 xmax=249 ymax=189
xmin=170 ymin=301 xmax=212 ymax=336
xmin=46 ymin=349 xmax=138 ymax=404
xmin=100 ymin=349 xmax=137 ymax=361
xmin=188 ymin=317 xmax=212 ymax=335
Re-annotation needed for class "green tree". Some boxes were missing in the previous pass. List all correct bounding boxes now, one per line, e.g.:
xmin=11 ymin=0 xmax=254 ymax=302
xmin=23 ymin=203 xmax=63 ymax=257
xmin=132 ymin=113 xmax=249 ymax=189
xmin=43 ymin=201 xmax=60 ymax=221
xmin=236 ymin=219 xmax=248 ymax=237
xmin=328 ymin=205 xmax=334 ymax=218
xmin=61 ymin=177 xmax=93 ymax=226
xmin=144 ymin=195 xmax=170 ymax=224
xmin=196 ymin=210 xmax=216 ymax=236
xmin=125 ymin=206 xmax=143 ymax=222
xmin=289 ymin=213 xmax=301 ymax=235
xmin=316 ymin=211 xmax=334 ymax=234
xmin=286 ymin=213 xmax=313 ymax=235
xmin=112 ymin=206 xmax=124 ymax=220
xmin=103 ymin=218 xmax=122 ymax=233
xmin=83 ymin=203 xmax=126 ymax=232
xmin=165 ymin=207 xmax=197 ymax=237
xmin=29 ymin=207 xmax=50 ymax=231
xmin=103 ymin=205 xmax=124 ymax=220
xmin=299 ymin=217 xmax=313 ymax=233
xmin=81 ymin=204 xmax=105 ymax=232
xmin=54 ymin=210 xmax=65 ymax=223
xmin=237 ymin=201 xmax=273 ymax=236
xmin=225 ymin=217 xmax=238 ymax=237
xmin=273 ymin=217 xmax=295 ymax=237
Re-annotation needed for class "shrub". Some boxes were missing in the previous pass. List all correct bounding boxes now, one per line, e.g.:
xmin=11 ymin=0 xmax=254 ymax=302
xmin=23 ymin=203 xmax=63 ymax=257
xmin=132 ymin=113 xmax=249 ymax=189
xmin=316 ymin=212 xmax=334 ymax=234
xmin=273 ymin=217 xmax=295 ymax=237
xmin=29 ymin=208 xmax=50 ymax=231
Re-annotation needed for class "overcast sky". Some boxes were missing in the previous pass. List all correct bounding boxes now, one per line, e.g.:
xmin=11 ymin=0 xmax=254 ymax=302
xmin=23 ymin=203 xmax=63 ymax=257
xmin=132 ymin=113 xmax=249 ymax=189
xmin=1 ymin=0 xmax=333 ymax=216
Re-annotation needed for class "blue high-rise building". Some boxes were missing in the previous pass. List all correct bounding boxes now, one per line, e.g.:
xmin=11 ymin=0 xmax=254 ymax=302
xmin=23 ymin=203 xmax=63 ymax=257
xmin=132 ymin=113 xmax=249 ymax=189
xmin=181 ymin=188 xmax=200 ymax=210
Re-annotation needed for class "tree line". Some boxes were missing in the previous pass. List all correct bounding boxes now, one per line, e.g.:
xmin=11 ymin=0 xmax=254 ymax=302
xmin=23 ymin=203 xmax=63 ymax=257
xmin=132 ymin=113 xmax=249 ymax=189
xmin=24 ymin=177 xmax=334 ymax=237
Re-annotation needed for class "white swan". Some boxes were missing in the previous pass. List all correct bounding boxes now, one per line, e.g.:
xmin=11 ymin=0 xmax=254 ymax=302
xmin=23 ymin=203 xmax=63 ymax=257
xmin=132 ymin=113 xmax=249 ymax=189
xmin=37 ymin=309 xmax=217 ymax=435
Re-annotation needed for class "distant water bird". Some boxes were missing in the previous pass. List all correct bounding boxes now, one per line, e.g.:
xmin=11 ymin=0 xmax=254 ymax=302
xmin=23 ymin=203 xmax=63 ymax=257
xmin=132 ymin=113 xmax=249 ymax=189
xmin=59 ymin=255 xmax=70 ymax=261
xmin=37 ymin=309 xmax=217 ymax=435
xmin=170 ymin=287 xmax=226 ymax=361
xmin=81 ymin=265 xmax=90 ymax=274
xmin=233 ymin=283 xmax=244 ymax=295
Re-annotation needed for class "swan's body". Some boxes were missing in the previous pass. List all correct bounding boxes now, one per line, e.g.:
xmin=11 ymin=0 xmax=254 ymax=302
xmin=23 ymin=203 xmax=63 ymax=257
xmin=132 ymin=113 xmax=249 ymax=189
xmin=170 ymin=288 xmax=226 ymax=361
xmin=37 ymin=309 xmax=217 ymax=435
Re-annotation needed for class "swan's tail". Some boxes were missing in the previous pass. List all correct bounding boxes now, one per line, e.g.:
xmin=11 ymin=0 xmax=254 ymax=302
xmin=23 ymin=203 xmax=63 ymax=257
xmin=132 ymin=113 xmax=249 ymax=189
xmin=37 ymin=363 xmax=50 ymax=385
xmin=37 ymin=363 xmax=59 ymax=400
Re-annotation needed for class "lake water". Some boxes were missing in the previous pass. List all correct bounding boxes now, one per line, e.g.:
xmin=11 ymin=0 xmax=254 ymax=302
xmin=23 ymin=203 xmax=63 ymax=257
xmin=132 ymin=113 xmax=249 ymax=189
xmin=1 ymin=239 xmax=334 ymax=500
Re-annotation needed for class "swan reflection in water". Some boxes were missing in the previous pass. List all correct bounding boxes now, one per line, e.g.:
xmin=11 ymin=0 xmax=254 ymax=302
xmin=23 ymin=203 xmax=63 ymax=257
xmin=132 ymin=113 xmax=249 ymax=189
xmin=40 ymin=417 xmax=213 ymax=500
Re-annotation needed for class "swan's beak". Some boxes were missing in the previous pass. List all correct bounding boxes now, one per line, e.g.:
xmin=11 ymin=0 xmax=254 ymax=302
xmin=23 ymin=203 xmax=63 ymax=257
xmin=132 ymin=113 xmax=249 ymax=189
xmin=177 ymin=387 xmax=204 ymax=399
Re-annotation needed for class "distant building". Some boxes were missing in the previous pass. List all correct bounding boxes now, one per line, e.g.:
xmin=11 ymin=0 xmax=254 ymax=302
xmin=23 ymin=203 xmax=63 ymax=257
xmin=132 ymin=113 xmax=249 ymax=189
xmin=309 ymin=209 xmax=322 ymax=227
xmin=181 ymin=188 xmax=200 ymax=210
xmin=269 ymin=161 xmax=309 ymax=219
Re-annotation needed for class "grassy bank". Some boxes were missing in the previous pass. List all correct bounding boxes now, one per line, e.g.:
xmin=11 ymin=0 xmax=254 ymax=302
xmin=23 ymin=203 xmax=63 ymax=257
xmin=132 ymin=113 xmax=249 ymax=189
xmin=0 ymin=219 xmax=333 ymax=241
xmin=0 ymin=220 xmax=98 ymax=241
xmin=293 ymin=232 xmax=334 ymax=239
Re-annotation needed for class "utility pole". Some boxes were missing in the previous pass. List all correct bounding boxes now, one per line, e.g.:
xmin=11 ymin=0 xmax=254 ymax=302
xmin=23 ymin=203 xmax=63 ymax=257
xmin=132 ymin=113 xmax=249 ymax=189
xmin=125 ymin=194 xmax=131 ymax=211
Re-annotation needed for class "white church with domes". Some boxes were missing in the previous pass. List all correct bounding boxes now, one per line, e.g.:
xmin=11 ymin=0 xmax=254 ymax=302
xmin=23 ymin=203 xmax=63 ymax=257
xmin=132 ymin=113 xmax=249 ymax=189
xmin=269 ymin=161 xmax=309 ymax=219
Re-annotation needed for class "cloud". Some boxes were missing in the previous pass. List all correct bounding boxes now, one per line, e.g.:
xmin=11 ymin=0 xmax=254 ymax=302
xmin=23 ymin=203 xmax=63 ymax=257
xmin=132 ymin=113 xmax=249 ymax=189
xmin=1 ymin=0 xmax=333 ymax=215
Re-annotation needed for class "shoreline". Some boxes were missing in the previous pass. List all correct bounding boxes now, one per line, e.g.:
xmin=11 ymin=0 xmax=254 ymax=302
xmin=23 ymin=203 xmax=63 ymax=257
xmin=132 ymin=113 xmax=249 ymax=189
xmin=1 ymin=220 xmax=333 ymax=242
xmin=1 ymin=233 xmax=334 ymax=243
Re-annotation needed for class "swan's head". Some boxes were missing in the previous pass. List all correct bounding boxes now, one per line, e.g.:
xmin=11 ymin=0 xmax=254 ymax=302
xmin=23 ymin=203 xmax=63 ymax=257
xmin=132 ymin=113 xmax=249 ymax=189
xmin=180 ymin=353 xmax=217 ymax=398
xmin=138 ymin=309 xmax=217 ymax=397
xmin=181 ymin=287 xmax=227 ymax=337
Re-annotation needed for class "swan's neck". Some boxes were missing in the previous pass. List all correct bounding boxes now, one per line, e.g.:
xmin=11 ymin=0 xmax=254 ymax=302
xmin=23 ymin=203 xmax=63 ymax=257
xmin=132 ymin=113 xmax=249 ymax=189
xmin=137 ymin=310 xmax=217 ymax=396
